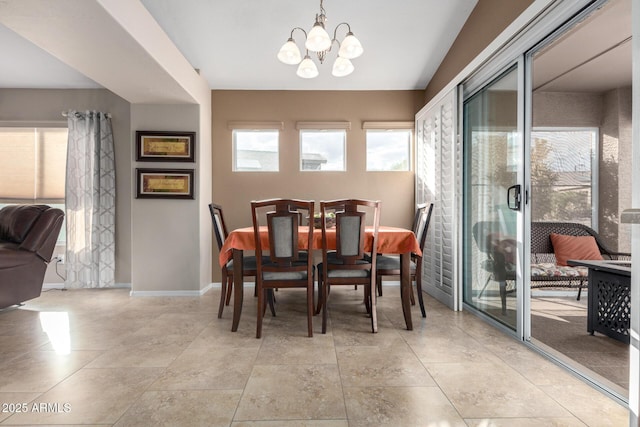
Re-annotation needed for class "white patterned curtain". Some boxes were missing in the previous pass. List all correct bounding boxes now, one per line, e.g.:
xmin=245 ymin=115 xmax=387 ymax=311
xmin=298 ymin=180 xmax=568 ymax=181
xmin=65 ymin=111 xmax=116 ymax=288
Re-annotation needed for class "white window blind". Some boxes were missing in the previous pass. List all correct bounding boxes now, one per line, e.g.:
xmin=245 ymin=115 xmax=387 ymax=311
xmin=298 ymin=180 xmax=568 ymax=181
xmin=0 ymin=127 xmax=68 ymax=202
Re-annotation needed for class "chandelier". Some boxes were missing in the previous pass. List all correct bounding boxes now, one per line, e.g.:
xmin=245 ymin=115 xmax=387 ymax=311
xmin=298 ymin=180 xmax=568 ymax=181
xmin=277 ymin=0 xmax=364 ymax=78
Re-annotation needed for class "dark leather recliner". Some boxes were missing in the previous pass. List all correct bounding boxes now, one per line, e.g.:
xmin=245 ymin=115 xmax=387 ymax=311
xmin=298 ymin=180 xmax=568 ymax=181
xmin=0 ymin=205 xmax=64 ymax=309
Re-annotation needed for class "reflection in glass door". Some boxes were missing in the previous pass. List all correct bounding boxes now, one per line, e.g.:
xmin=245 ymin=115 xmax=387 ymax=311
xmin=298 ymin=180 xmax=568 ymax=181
xmin=463 ymin=65 xmax=522 ymax=331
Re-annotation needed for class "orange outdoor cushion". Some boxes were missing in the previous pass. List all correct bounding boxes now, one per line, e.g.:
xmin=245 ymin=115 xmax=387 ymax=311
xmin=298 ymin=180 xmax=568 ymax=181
xmin=550 ymin=233 xmax=603 ymax=266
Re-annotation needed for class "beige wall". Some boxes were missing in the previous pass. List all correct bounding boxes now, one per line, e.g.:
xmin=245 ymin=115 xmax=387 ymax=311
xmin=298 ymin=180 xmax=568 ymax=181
xmin=532 ymin=92 xmax=603 ymax=128
xmin=0 ymin=88 xmax=132 ymax=285
xmin=211 ymin=90 xmax=424 ymax=281
xmin=601 ymin=87 xmax=633 ymax=252
xmin=424 ymin=0 xmax=534 ymax=103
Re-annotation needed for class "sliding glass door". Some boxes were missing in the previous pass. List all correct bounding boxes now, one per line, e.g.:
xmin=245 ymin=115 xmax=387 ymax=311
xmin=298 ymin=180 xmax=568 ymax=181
xmin=462 ymin=65 xmax=523 ymax=331
xmin=453 ymin=0 xmax=633 ymax=408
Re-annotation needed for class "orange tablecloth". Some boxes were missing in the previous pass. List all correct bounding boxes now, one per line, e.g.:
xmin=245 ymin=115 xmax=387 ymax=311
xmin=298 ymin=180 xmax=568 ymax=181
xmin=219 ymin=226 xmax=421 ymax=267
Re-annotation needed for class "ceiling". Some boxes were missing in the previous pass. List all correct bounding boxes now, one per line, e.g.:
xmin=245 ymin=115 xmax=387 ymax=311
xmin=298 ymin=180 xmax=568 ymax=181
xmin=0 ymin=0 xmax=631 ymax=97
xmin=532 ymin=0 xmax=632 ymax=92
xmin=0 ymin=0 xmax=479 ymax=92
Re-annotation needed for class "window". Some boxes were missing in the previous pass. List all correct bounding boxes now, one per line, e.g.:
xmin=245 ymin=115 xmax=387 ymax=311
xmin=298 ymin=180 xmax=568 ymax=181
xmin=530 ymin=128 xmax=598 ymax=228
xmin=0 ymin=127 xmax=68 ymax=243
xmin=233 ymin=129 xmax=279 ymax=172
xmin=366 ymin=129 xmax=411 ymax=171
xmin=0 ymin=127 xmax=67 ymax=203
xmin=300 ymin=130 xmax=346 ymax=171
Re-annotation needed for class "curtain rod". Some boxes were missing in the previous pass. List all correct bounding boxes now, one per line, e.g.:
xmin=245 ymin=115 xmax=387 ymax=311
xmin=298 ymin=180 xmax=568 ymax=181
xmin=62 ymin=111 xmax=112 ymax=118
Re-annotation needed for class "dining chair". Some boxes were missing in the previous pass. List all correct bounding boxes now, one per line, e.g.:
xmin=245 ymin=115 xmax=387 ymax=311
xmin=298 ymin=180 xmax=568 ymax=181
xmin=251 ymin=198 xmax=315 ymax=338
xmin=374 ymin=203 xmax=433 ymax=318
xmin=208 ymin=203 xmax=273 ymax=318
xmin=316 ymin=199 xmax=381 ymax=334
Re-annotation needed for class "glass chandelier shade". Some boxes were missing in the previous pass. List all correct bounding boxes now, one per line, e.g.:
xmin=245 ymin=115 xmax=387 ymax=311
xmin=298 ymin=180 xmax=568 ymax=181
xmin=332 ymin=56 xmax=354 ymax=77
xmin=297 ymin=55 xmax=319 ymax=78
xmin=305 ymin=22 xmax=332 ymax=52
xmin=277 ymin=0 xmax=362 ymax=78
xmin=338 ymin=32 xmax=364 ymax=59
xmin=277 ymin=38 xmax=302 ymax=65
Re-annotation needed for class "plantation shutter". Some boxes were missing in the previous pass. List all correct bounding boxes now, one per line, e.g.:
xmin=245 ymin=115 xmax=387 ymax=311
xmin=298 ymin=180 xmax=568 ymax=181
xmin=415 ymin=88 xmax=459 ymax=310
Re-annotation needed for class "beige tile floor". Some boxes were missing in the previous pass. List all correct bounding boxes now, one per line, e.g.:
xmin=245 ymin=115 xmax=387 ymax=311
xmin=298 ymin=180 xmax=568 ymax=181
xmin=0 ymin=285 xmax=629 ymax=426
xmin=530 ymin=295 xmax=629 ymax=394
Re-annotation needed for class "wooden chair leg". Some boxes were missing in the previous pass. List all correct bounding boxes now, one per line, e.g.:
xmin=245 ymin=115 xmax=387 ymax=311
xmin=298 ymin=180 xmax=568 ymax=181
xmin=218 ymin=269 xmax=229 ymax=318
xmin=321 ymin=279 xmax=329 ymax=334
xmin=364 ymin=285 xmax=371 ymax=315
xmin=307 ymin=285 xmax=314 ymax=337
xmin=416 ymin=272 xmax=426 ymax=318
xmin=267 ymin=289 xmax=276 ymax=317
xmin=225 ymin=276 xmax=233 ymax=306
xmin=370 ymin=284 xmax=378 ymax=333
xmin=312 ymin=276 xmax=317 ymax=316
xmin=256 ymin=283 xmax=264 ymax=339
xmin=410 ymin=283 xmax=416 ymax=306
xmin=377 ymin=275 xmax=383 ymax=297
xmin=315 ymin=275 xmax=323 ymax=315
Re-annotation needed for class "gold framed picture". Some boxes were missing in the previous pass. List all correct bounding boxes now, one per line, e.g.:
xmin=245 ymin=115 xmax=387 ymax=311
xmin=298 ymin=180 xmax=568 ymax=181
xmin=136 ymin=168 xmax=194 ymax=199
xmin=136 ymin=131 xmax=195 ymax=162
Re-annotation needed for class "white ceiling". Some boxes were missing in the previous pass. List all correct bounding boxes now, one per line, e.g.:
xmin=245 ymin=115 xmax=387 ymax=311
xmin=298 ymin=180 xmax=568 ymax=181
xmin=0 ymin=0 xmax=479 ymax=92
xmin=0 ymin=0 xmax=631 ymax=97
xmin=0 ymin=22 xmax=100 ymax=89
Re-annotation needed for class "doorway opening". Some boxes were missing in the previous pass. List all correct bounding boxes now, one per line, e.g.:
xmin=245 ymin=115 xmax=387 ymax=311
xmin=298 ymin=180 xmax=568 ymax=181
xmin=528 ymin=0 xmax=632 ymax=399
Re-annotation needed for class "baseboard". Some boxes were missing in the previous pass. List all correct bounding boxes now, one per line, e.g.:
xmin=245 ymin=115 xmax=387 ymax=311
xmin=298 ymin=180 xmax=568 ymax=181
xmin=42 ymin=283 xmax=66 ymax=290
xmin=130 ymin=283 xmax=213 ymax=297
xmin=380 ymin=280 xmax=400 ymax=287
xmin=43 ymin=282 xmax=213 ymax=297
xmin=42 ymin=282 xmax=132 ymax=290
xmin=45 ymin=281 xmax=402 ymax=297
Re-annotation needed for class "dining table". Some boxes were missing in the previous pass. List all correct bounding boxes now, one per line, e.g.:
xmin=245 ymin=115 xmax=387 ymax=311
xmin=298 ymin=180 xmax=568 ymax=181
xmin=218 ymin=225 xmax=422 ymax=332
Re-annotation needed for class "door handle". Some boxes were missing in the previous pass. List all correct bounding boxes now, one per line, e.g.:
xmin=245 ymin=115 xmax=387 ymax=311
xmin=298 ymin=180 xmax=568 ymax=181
xmin=507 ymin=184 xmax=521 ymax=211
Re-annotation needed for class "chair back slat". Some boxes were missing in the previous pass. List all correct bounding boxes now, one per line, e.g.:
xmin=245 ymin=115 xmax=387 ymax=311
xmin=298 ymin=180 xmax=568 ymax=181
xmin=320 ymin=199 xmax=380 ymax=268
xmin=414 ymin=203 xmax=434 ymax=253
xmin=267 ymin=211 xmax=299 ymax=262
xmin=252 ymin=198 xmax=314 ymax=268
xmin=336 ymin=211 xmax=365 ymax=259
xmin=208 ymin=203 xmax=228 ymax=251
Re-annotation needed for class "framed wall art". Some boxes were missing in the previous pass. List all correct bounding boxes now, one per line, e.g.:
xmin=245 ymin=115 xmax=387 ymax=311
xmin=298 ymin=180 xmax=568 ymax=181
xmin=136 ymin=131 xmax=195 ymax=162
xmin=136 ymin=168 xmax=194 ymax=199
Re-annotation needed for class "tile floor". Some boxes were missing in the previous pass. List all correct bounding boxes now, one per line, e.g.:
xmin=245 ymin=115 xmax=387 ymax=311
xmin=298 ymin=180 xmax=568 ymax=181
xmin=530 ymin=295 xmax=629 ymax=394
xmin=0 ymin=285 xmax=629 ymax=426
